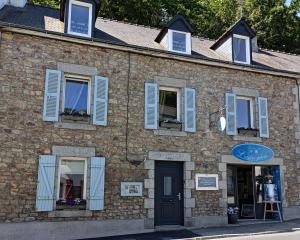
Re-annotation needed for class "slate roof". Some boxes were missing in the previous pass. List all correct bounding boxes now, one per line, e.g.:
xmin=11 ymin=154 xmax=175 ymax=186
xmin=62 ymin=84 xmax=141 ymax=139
xmin=0 ymin=4 xmax=299 ymax=75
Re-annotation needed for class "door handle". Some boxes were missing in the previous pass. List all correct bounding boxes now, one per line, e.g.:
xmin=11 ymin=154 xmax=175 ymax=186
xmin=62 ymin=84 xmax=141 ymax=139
xmin=177 ymin=192 xmax=181 ymax=201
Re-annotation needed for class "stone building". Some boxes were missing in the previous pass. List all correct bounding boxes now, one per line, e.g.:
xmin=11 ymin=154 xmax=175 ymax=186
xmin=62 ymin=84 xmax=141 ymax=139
xmin=0 ymin=0 xmax=300 ymax=239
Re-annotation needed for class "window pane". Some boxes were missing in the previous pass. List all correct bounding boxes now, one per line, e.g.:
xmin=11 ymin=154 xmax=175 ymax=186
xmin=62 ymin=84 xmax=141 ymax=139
xmin=233 ymin=37 xmax=247 ymax=62
xmin=159 ymin=90 xmax=177 ymax=122
xmin=164 ymin=176 xmax=172 ymax=196
xmin=58 ymin=159 xmax=85 ymax=207
xmin=64 ymin=80 xmax=88 ymax=114
xmin=237 ymin=99 xmax=251 ymax=128
xmin=70 ymin=4 xmax=90 ymax=34
xmin=172 ymin=32 xmax=186 ymax=52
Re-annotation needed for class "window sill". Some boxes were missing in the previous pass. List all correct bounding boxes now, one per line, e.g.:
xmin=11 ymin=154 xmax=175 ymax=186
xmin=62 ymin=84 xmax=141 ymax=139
xmin=154 ymin=129 xmax=187 ymax=137
xmin=54 ymin=122 xmax=96 ymax=131
xmin=48 ymin=210 xmax=92 ymax=218
xmin=233 ymin=135 xmax=262 ymax=142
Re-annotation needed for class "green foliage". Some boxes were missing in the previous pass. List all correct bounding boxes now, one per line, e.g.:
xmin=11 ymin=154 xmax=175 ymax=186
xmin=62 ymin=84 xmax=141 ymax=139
xmin=28 ymin=0 xmax=300 ymax=54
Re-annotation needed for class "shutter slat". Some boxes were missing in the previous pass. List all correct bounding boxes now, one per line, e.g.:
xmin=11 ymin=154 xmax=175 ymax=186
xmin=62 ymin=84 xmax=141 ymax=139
xmin=184 ymin=88 xmax=196 ymax=132
xmin=144 ymin=83 xmax=158 ymax=129
xmin=93 ymin=76 xmax=109 ymax=126
xmin=43 ymin=69 xmax=61 ymax=121
xmin=226 ymin=93 xmax=237 ymax=135
xmin=89 ymin=157 xmax=105 ymax=210
xmin=258 ymin=97 xmax=269 ymax=138
xmin=36 ymin=155 xmax=56 ymax=212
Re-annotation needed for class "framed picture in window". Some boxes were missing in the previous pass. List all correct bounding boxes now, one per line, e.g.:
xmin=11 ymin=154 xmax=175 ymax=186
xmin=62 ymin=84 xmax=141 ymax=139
xmin=195 ymin=174 xmax=219 ymax=190
xmin=121 ymin=182 xmax=143 ymax=197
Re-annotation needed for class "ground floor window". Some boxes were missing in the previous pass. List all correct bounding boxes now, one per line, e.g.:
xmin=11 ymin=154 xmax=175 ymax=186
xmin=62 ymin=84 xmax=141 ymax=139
xmin=227 ymin=165 xmax=281 ymax=220
xmin=56 ymin=157 xmax=87 ymax=210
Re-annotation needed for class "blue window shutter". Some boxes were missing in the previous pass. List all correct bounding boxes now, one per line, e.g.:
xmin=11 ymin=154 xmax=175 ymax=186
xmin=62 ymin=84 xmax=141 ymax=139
xmin=184 ymin=88 xmax=196 ymax=132
xmin=226 ymin=93 xmax=237 ymax=135
xmin=43 ymin=69 xmax=61 ymax=121
xmin=93 ymin=76 xmax=109 ymax=126
xmin=36 ymin=155 xmax=56 ymax=212
xmin=89 ymin=157 xmax=105 ymax=210
xmin=258 ymin=97 xmax=269 ymax=138
xmin=144 ymin=83 xmax=158 ymax=129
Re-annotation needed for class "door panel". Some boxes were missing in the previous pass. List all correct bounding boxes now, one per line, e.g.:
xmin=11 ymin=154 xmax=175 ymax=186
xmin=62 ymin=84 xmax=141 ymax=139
xmin=155 ymin=161 xmax=184 ymax=226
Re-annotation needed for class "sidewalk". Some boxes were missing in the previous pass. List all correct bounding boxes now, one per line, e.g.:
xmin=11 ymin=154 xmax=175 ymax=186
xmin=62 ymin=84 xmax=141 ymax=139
xmin=80 ymin=219 xmax=300 ymax=240
xmin=192 ymin=219 xmax=300 ymax=239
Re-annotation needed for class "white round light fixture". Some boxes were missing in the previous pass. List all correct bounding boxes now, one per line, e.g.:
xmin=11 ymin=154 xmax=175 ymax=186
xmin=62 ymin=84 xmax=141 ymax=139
xmin=216 ymin=116 xmax=226 ymax=132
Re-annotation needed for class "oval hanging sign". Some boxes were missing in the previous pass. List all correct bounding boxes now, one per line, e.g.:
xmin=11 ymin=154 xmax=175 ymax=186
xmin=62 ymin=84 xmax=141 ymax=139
xmin=232 ymin=144 xmax=274 ymax=162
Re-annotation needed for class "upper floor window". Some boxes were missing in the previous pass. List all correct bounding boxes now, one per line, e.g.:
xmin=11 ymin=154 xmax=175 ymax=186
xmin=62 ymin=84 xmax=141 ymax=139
xmin=168 ymin=30 xmax=191 ymax=54
xmin=233 ymin=34 xmax=250 ymax=64
xmin=159 ymin=87 xmax=181 ymax=127
xmin=63 ymin=76 xmax=91 ymax=116
xmin=236 ymin=96 xmax=254 ymax=129
xmin=68 ymin=0 xmax=92 ymax=37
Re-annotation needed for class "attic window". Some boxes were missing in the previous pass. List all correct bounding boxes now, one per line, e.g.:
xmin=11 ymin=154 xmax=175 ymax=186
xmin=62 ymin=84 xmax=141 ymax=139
xmin=168 ymin=30 xmax=191 ymax=54
xmin=68 ymin=0 xmax=92 ymax=37
xmin=232 ymin=34 xmax=250 ymax=64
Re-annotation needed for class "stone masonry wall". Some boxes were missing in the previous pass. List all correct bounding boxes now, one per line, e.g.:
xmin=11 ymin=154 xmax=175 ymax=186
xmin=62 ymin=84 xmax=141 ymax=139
xmin=0 ymin=31 xmax=299 ymax=223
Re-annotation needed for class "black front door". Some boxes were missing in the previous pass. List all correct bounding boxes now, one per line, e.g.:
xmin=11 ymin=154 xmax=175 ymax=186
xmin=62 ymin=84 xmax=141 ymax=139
xmin=155 ymin=161 xmax=184 ymax=226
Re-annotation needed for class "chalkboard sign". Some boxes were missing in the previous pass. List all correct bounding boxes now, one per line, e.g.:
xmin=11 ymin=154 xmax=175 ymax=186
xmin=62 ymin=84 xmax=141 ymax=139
xmin=195 ymin=174 xmax=219 ymax=190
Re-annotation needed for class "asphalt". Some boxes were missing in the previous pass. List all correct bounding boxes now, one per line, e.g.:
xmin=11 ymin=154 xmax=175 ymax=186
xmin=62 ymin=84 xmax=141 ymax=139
xmin=78 ymin=219 xmax=300 ymax=240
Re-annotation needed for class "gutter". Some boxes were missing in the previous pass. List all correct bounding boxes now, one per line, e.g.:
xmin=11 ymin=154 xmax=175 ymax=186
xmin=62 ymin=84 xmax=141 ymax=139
xmin=0 ymin=21 xmax=299 ymax=79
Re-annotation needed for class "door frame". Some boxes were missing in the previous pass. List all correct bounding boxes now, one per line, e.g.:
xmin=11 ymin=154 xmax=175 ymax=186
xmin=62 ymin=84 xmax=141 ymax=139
xmin=154 ymin=161 xmax=184 ymax=226
xmin=143 ymin=151 xmax=195 ymax=229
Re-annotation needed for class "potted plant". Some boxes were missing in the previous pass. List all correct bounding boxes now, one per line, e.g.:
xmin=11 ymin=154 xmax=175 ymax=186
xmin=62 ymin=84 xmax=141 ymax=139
xmin=227 ymin=206 xmax=239 ymax=224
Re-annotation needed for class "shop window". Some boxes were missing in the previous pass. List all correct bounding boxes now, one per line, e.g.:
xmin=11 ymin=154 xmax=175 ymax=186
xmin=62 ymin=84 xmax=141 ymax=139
xmin=68 ymin=0 xmax=92 ymax=37
xmin=56 ymin=158 xmax=87 ymax=210
xmin=159 ymin=87 xmax=181 ymax=130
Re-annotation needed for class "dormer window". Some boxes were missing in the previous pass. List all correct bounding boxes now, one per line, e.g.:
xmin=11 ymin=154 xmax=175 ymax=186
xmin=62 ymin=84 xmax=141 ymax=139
xmin=169 ymin=30 xmax=191 ymax=54
xmin=155 ymin=13 xmax=194 ymax=55
xmin=233 ymin=34 xmax=250 ymax=64
xmin=67 ymin=0 xmax=92 ymax=37
xmin=210 ymin=17 xmax=256 ymax=65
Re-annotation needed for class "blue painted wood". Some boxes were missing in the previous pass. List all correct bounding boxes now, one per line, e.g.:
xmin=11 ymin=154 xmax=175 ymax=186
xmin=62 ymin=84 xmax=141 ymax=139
xmin=232 ymin=144 xmax=274 ymax=162
xmin=184 ymin=88 xmax=196 ymax=132
xmin=93 ymin=76 xmax=109 ymax=126
xmin=89 ymin=157 xmax=105 ymax=210
xmin=144 ymin=83 xmax=158 ymax=129
xmin=36 ymin=155 xmax=56 ymax=211
xmin=43 ymin=69 xmax=61 ymax=122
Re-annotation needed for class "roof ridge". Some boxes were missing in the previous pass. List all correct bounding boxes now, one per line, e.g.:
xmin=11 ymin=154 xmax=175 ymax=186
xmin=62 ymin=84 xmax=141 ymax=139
xmin=97 ymin=17 xmax=162 ymax=31
xmin=259 ymin=47 xmax=300 ymax=56
xmin=26 ymin=3 xmax=59 ymax=10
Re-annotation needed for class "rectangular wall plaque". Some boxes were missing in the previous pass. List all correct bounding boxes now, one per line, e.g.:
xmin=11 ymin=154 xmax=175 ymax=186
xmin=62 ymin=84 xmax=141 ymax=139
xmin=121 ymin=182 xmax=143 ymax=197
xmin=195 ymin=174 xmax=219 ymax=190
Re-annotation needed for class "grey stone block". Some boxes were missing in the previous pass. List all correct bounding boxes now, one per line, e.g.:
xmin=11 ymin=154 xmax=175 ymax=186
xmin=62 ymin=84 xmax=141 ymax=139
xmin=144 ymin=179 xmax=154 ymax=189
xmin=144 ymin=218 xmax=154 ymax=229
xmin=185 ymin=198 xmax=195 ymax=208
xmin=148 ymin=151 xmax=191 ymax=162
xmin=52 ymin=146 xmax=95 ymax=157
xmin=144 ymin=160 xmax=154 ymax=170
xmin=144 ymin=198 xmax=154 ymax=209
xmin=184 ymin=161 xmax=195 ymax=171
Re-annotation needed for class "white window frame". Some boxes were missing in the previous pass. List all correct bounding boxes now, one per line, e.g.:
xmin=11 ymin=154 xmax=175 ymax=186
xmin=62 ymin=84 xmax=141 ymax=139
xmin=159 ymin=86 xmax=181 ymax=122
xmin=232 ymin=34 xmax=250 ymax=64
xmin=56 ymin=157 xmax=88 ymax=201
xmin=67 ymin=0 xmax=93 ymax=38
xmin=62 ymin=74 xmax=92 ymax=115
xmin=168 ymin=29 xmax=191 ymax=55
xmin=236 ymin=96 xmax=254 ymax=129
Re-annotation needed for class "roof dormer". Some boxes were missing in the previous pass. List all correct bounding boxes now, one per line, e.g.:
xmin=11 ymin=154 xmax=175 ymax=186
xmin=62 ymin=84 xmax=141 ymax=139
xmin=211 ymin=17 xmax=256 ymax=65
xmin=60 ymin=0 xmax=101 ymax=38
xmin=155 ymin=13 xmax=194 ymax=55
